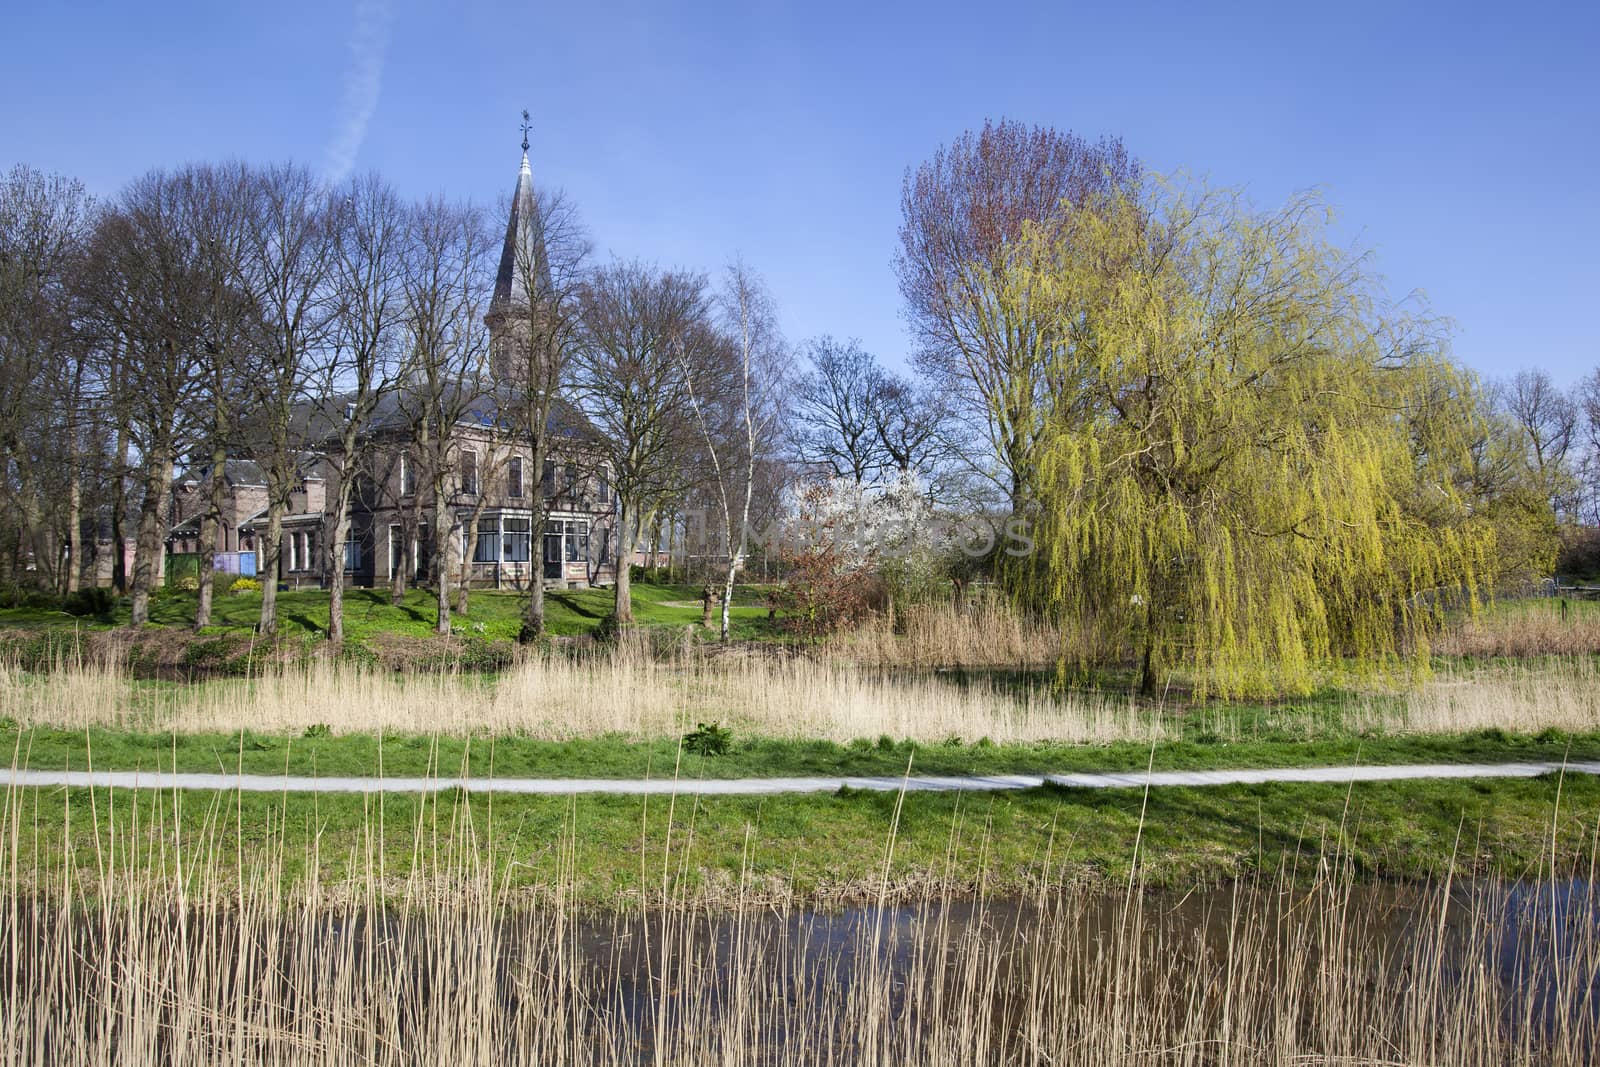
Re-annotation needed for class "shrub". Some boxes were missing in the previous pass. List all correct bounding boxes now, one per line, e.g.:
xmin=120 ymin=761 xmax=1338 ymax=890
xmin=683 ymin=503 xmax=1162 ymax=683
xmin=229 ymin=578 xmax=262 ymax=596
xmin=781 ymin=544 xmax=884 ymax=637
xmin=181 ymin=636 xmax=239 ymax=673
xmin=682 ymin=721 xmax=732 ymax=757
xmin=61 ymin=587 xmax=116 ymax=618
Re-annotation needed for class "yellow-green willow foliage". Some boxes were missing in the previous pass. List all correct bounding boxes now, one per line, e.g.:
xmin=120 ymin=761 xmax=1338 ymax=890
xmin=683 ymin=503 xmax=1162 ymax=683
xmin=1011 ymin=179 xmax=1499 ymax=697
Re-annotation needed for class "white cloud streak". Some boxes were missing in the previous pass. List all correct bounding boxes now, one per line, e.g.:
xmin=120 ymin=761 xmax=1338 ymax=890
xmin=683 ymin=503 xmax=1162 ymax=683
xmin=324 ymin=0 xmax=391 ymax=184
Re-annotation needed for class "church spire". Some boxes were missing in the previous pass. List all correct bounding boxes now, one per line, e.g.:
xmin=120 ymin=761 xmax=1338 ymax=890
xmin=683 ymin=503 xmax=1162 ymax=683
xmin=488 ymin=109 xmax=553 ymax=379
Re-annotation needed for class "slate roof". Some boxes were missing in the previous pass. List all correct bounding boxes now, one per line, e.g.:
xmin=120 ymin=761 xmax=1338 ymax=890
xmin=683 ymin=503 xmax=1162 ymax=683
xmin=291 ymin=380 xmax=601 ymax=448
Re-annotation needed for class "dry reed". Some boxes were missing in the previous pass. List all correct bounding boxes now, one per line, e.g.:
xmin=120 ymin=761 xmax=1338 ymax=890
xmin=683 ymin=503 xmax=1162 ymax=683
xmin=6 ymin=645 xmax=1600 ymax=746
xmin=2 ymin=769 xmax=1597 ymax=1065
xmin=1433 ymin=600 xmax=1600 ymax=658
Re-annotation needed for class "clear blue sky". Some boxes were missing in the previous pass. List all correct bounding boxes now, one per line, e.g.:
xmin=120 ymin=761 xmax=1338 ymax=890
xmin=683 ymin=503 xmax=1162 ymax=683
xmin=4 ymin=0 xmax=1596 ymax=383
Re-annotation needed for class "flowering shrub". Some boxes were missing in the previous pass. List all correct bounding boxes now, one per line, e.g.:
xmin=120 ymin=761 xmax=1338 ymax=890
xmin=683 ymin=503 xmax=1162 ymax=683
xmin=228 ymin=577 xmax=262 ymax=596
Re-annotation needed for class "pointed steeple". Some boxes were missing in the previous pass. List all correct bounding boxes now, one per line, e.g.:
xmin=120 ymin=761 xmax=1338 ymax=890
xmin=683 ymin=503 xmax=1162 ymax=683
xmin=488 ymin=112 xmax=554 ymax=380
xmin=491 ymin=112 xmax=549 ymax=317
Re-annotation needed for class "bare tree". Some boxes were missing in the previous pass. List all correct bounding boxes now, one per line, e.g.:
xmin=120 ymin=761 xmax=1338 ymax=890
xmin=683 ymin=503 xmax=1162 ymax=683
xmin=185 ymin=164 xmax=261 ymax=629
xmin=1498 ymin=369 xmax=1578 ymax=514
xmin=78 ymin=171 xmax=214 ymax=624
xmin=574 ymin=261 xmax=711 ymax=625
xmin=896 ymin=118 xmax=1139 ymax=510
xmin=453 ymin=417 xmax=516 ymax=616
xmin=867 ymin=366 xmax=947 ymax=484
xmin=684 ymin=261 xmax=788 ymax=640
xmin=397 ymin=197 xmax=493 ymax=635
xmin=0 ymin=165 xmax=93 ymax=593
xmin=235 ymin=164 xmax=336 ymax=635
xmin=489 ymin=130 xmax=592 ymax=640
xmin=1576 ymin=369 xmax=1600 ymax=526
xmin=318 ymin=174 xmax=408 ymax=645
xmin=791 ymin=337 xmax=884 ymax=484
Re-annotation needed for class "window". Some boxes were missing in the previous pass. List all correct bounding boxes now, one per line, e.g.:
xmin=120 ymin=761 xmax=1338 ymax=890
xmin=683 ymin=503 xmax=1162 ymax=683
xmin=509 ymin=457 xmax=524 ymax=498
xmin=389 ymin=525 xmax=403 ymax=578
xmin=564 ymin=465 xmax=578 ymax=497
xmin=541 ymin=519 xmax=590 ymax=565
xmin=502 ymin=517 xmax=531 ymax=562
xmin=343 ymin=537 xmax=362 ymax=573
xmin=472 ymin=517 xmax=499 ymax=563
xmin=400 ymin=453 xmax=416 ymax=497
xmin=565 ymin=520 xmax=589 ymax=562
xmin=542 ymin=460 xmax=555 ymax=494
xmin=460 ymin=449 xmax=479 ymax=495
xmin=598 ymin=470 xmax=611 ymax=505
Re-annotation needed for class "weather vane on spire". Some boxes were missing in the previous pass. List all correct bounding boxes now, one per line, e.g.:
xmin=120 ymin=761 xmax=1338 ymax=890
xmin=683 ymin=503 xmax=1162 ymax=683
xmin=520 ymin=109 xmax=531 ymax=154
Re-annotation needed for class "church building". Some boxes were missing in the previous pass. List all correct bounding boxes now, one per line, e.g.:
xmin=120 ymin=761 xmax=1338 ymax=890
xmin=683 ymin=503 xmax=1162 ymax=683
xmin=166 ymin=131 xmax=619 ymax=592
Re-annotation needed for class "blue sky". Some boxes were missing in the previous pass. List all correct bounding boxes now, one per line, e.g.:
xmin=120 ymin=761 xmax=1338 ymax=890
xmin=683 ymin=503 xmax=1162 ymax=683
xmin=4 ymin=0 xmax=1596 ymax=383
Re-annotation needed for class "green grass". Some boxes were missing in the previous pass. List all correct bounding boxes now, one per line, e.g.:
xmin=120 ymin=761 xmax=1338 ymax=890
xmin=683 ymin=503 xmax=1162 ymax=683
xmin=13 ymin=772 xmax=1599 ymax=905
xmin=8 ymin=720 xmax=1599 ymax=781
xmin=0 ymin=582 xmax=787 ymax=643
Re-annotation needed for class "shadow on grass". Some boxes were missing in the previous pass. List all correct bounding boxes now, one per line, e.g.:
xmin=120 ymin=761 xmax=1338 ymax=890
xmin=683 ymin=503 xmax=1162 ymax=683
xmin=549 ymin=593 xmax=608 ymax=622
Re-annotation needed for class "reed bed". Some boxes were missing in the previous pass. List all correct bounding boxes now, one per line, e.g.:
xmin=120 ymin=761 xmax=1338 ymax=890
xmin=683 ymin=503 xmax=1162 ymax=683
xmin=3 ymin=771 xmax=1597 ymax=1064
xmin=6 ymin=644 xmax=1600 ymax=745
xmin=1434 ymin=601 xmax=1600 ymax=658
xmin=0 ymin=648 xmax=1160 ymax=745
xmin=824 ymin=598 xmax=1062 ymax=668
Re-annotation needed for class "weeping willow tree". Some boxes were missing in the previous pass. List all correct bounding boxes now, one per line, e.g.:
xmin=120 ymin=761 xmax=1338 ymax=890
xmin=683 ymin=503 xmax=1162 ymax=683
xmin=1009 ymin=179 xmax=1503 ymax=697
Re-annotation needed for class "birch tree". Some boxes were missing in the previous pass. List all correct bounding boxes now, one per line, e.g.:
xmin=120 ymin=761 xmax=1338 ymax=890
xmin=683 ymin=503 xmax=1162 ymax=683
xmin=685 ymin=262 xmax=787 ymax=640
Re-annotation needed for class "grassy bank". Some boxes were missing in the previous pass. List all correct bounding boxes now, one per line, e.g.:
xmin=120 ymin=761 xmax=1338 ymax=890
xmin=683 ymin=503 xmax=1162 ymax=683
xmin=8 ymin=721 xmax=1600 ymax=780
xmin=11 ymin=772 xmax=1600 ymax=906
xmin=0 ymin=583 xmax=784 ymax=643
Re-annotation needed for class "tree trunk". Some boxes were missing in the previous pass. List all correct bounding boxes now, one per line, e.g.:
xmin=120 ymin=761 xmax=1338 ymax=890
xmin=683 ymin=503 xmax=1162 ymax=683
xmin=195 ymin=439 xmax=227 ymax=628
xmin=65 ymin=472 xmax=81 ymax=595
xmin=434 ymin=490 xmax=451 ymax=636
xmin=456 ymin=496 xmax=493 ymax=616
xmin=257 ymin=494 xmax=284 ymax=635
xmin=111 ymin=424 xmax=129 ymax=594
xmin=1137 ymin=602 xmax=1158 ymax=698
xmin=390 ymin=513 xmax=411 ymax=605
xmin=613 ymin=502 xmax=634 ymax=624
xmin=328 ymin=509 xmax=351 ymax=646
xmin=522 ymin=458 xmax=547 ymax=639
xmin=129 ymin=448 xmax=173 ymax=626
